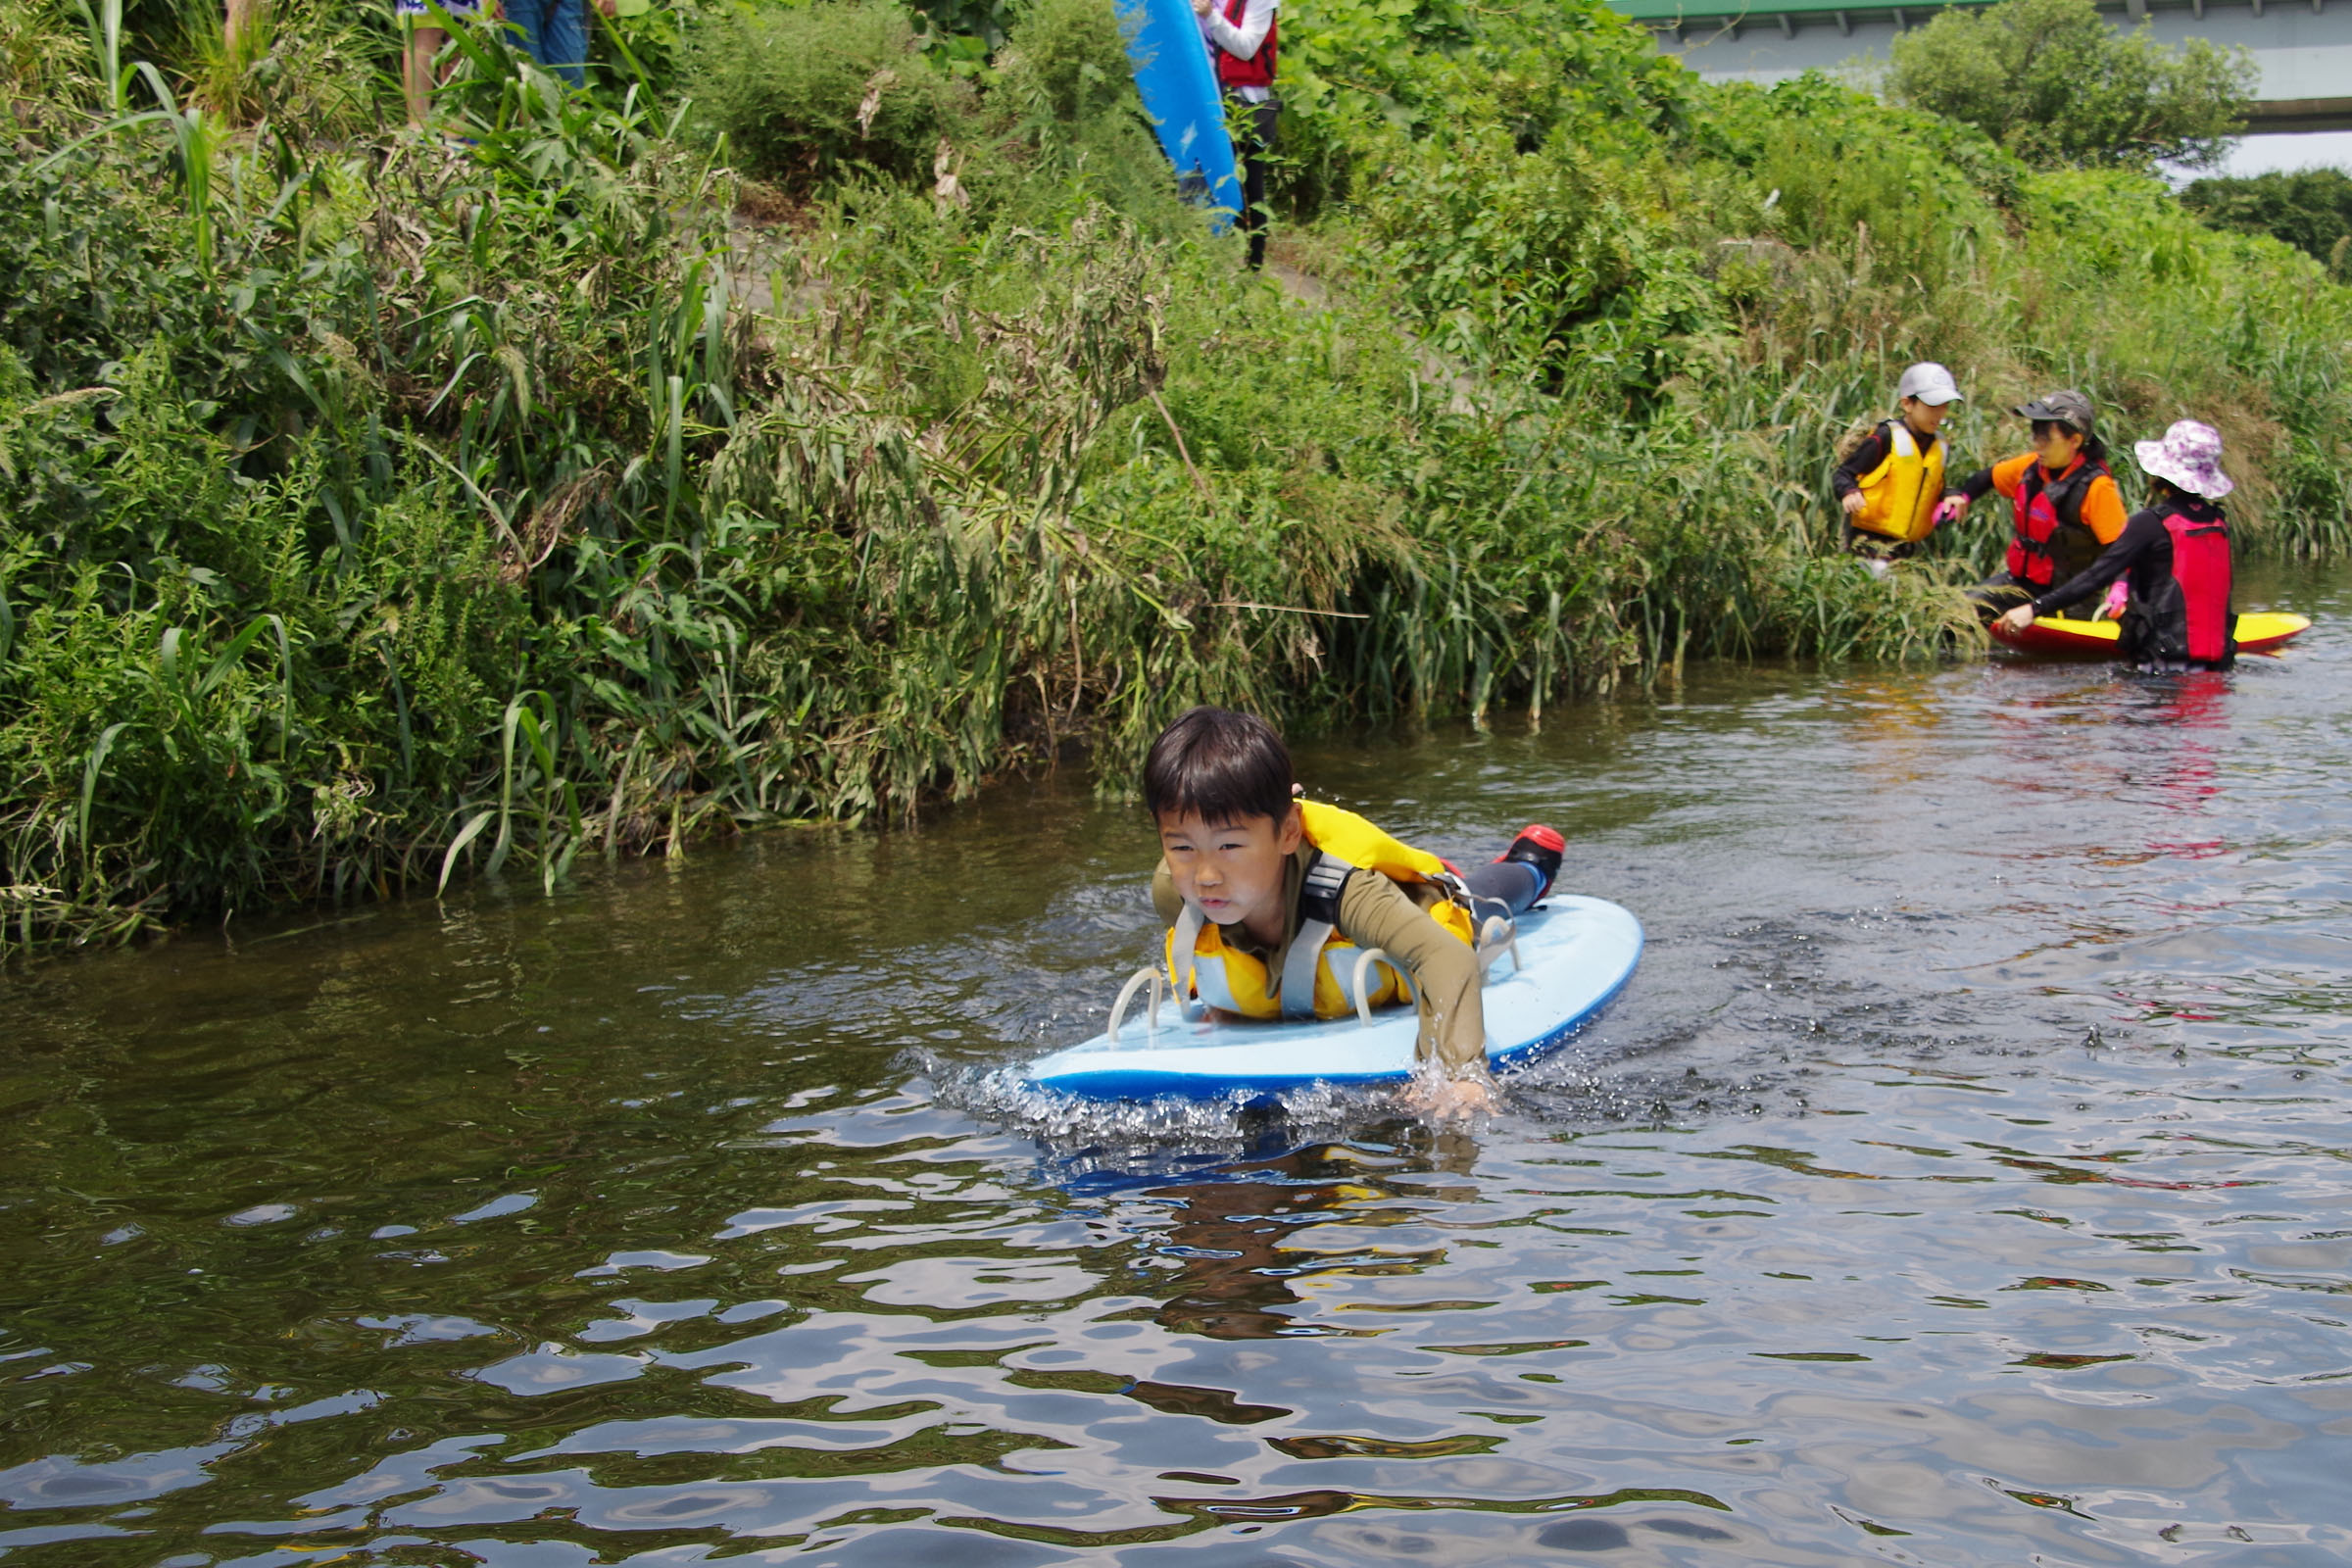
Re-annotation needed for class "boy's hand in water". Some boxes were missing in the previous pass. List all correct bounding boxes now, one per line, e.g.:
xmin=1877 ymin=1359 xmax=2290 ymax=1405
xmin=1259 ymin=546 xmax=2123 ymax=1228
xmin=1401 ymin=1071 xmax=1497 ymax=1120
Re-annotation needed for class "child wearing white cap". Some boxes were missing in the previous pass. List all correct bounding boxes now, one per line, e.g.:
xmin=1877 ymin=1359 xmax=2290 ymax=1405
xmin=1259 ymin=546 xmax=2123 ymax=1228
xmin=1832 ymin=363 xmax=1965 ymax=566
xmin=1994 ymin=419 xmax=2238 ymax=671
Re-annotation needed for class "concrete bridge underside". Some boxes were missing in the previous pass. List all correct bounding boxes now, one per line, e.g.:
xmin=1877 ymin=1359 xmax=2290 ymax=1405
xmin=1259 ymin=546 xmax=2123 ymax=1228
xmin=1614 ymin=0 xmax=2352 ymax=133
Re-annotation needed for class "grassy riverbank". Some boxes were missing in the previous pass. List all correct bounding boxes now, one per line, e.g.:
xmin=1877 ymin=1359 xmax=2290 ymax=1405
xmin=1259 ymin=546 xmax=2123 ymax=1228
xmin=4 ymin=0 xmax=2350 ymax=952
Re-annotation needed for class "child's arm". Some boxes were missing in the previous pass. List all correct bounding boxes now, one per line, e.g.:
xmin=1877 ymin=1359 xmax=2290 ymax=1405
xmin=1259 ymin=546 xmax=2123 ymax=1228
xmin=1336 ymin=873 xmax=1487 ymax=1076
xmin=1831 ymin=420 xmax=1891 ymax=512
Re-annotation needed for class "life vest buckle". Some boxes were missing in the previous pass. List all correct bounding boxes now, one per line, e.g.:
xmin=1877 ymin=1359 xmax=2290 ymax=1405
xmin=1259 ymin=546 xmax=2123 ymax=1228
xmin=1299 ymin=854 xmax=1349 ymax=926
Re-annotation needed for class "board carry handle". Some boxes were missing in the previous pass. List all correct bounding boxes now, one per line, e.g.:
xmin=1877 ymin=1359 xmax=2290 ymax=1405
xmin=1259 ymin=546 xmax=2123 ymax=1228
xmin=1476 ymin=915 xmax=1521 ymax=978
xmin=1348 ymin=948 xmax=1393 ymax=1027
xmin=1106 ymin=965 xmax=1165 ymax=1045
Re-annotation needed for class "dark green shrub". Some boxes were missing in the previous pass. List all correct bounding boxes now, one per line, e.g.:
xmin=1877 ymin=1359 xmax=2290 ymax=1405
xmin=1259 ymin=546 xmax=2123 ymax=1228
xmin=1735 ymin=84 xmax=1998 ymax=294
xmin=681 ymin=0 xmax=967 ymax=187
xmin=995 ymin=0 xmax=1131 ymax=129
xmin=1355 ymin=120 xmax=1725 ymax=395
xmin=2182 ymin=169 xmax=2352 ymax=280
xmin=981 ymin=0 xmax=1188 ymax=228
xmin=1272 ymin=0 xmax=1690 ymax=214
xmin=1886 ymin=0 xmax=2253 ymax=172
xmin=172 ymin=0 xmax=387 ymax=136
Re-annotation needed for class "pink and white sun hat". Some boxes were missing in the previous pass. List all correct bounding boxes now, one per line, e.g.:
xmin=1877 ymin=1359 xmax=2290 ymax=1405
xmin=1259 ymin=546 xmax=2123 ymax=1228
xmin=2133 ymin=419 xmax=2234 ymax=500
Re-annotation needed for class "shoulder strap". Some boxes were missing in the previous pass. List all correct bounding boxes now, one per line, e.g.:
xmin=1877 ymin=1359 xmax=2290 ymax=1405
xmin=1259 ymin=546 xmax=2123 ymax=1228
xmin=2044 ymin=459 xmax=2100 ymax=526
xmin=1278 ymin=850 xmax=1352 ymax=1020
xmin=1168 ymin=903 xmax=1203 ymax=1014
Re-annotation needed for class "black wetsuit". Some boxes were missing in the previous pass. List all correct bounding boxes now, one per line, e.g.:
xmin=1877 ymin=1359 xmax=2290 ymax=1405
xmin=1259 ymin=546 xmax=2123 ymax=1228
xmin=2029 ymin=495 xmax=2235 ymax=671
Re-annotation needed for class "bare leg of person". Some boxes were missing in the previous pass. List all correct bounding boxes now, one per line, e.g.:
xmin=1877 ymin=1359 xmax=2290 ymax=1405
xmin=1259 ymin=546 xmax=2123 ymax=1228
xmin=404 ymin=24 xmax=446 ymax=126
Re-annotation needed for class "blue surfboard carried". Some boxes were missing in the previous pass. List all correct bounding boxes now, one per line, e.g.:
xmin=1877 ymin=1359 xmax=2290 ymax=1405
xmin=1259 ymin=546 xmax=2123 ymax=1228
xmin=1023 ymin=895 xmax=1642 ymax=1100
xmin=1113 ymin=0 xmax=1242 ymax=227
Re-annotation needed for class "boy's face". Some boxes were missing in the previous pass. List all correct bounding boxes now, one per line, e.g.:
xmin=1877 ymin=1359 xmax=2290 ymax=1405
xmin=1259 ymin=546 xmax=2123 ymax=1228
xmin=1902 ymin=396 xmax=1949 ymax=436
xmin=1156 ymin=805 xmax=1303 ymax=932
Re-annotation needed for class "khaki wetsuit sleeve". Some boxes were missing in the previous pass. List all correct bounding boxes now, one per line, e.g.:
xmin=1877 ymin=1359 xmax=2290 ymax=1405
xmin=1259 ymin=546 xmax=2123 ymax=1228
xmin=2082 ymin=474 xmax=2129 ymax=545
xmin=1335 ymin=872 xmax=1486 ymax=1076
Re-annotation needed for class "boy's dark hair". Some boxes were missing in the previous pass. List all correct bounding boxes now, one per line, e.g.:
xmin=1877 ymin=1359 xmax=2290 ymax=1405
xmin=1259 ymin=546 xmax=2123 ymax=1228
xmin=1142 ymin=707 xmax=1295 ymax=825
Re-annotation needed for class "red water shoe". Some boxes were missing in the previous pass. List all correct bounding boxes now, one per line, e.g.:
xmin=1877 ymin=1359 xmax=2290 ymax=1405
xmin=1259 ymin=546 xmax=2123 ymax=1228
xmin=1495 ymin=824 xmax=1565 ymax=898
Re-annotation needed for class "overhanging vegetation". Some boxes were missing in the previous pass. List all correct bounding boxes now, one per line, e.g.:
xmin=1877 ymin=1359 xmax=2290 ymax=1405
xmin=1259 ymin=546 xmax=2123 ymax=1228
xmin=2 ymin=0 xmax=2347 ymax=952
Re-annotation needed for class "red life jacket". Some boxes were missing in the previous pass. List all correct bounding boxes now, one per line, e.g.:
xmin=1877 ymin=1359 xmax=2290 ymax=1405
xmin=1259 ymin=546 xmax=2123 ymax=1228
xmin=1212 ymin=0 xmax=1277 ymax=91
xmin=2005 ymin=456 xmax=2109 ymax=589
xmin=2127 ymin=509 xmax=2233 ymax=666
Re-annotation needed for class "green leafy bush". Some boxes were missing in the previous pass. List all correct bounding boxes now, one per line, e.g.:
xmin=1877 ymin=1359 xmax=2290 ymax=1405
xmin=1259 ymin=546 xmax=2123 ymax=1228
xmin=995 ymin=0 xmax=1131 ymax=128
xmin=1355 ymin=120 xmax=1723 ymax=395
xmin=1274 ymin=0 xmax=1688 ymax=212
xmin=1734 ymin=87 xmax=1993 ymax=295
xmin=681 ymin=0 xmax=968 ymax=187
xmin=1886 ymin=0 xmax=2253 ymax=172
xmin=2182 ymin=169 xmax=2352 ymax=280
xmin=172 ymin=0 xmax=384 ymax=135
xmin=979 ymin=0 xmax=1182 ymax=226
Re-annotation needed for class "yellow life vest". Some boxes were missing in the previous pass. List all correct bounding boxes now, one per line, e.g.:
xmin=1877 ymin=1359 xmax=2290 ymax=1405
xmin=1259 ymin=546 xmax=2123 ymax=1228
xmin=1163 ymin=801 xmax=1477 ymax=1022
xmin=1852 ymin=421 xmax=1946 ymax=543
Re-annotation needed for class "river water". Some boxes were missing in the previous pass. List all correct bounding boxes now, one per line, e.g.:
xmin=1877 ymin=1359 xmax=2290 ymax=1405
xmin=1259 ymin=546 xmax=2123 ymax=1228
xmin=4 ymin=563 xmax=2350 ymax=1567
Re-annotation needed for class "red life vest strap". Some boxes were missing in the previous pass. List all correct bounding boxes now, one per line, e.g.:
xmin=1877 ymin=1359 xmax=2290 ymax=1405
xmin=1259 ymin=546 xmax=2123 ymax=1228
xmin=2006 ymin=457 xmax=2106 ymax=588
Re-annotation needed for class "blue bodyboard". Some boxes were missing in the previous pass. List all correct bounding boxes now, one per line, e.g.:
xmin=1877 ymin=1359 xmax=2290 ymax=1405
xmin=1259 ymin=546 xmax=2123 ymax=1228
xmin=1114 ymin=0 xmax=1242 ymax=228
xmin=1022 ymin=896 xmax=1643 ymax=1101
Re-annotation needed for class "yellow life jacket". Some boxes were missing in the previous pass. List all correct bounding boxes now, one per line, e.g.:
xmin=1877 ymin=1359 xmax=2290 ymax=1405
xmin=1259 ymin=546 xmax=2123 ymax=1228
xmin=1852 ymin=421 xmax=1946 ymax=543
xmin=1163 ymin=801 xmax=1478 ymax=1022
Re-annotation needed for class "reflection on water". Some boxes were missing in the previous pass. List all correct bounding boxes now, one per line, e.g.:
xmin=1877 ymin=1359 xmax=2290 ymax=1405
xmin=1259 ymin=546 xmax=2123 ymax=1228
xmin=4 ymin=563 xmax=2351 ymax=1565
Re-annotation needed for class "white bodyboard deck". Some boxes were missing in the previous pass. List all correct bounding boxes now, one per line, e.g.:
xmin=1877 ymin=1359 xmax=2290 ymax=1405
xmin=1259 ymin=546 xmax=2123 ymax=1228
xmin=1023 ymin=895 xmax=1642 ymax=1100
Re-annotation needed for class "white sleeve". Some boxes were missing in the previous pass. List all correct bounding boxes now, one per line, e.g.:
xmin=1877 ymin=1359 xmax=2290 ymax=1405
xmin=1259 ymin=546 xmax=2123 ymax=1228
xmin=1202 ymin=0 xmax=1275 ymax=62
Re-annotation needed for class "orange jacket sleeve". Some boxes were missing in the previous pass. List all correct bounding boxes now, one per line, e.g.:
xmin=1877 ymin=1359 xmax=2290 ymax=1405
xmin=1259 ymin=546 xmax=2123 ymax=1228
xmin=2081 ymin=474 xmax=2128 ymax=545
xmin=1989 ymin=452 xmax=2037 ymax=499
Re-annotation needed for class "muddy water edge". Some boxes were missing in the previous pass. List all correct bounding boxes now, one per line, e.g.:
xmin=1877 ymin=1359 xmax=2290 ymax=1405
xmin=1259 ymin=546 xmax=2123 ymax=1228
xmin=3 ymin=560 xmax=2349 ymax=1567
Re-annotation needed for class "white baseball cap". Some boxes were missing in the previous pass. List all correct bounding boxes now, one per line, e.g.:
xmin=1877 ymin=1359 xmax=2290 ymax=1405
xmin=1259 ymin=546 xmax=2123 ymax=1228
xmin=1895 ymin=362 xmax=1964 ymax=407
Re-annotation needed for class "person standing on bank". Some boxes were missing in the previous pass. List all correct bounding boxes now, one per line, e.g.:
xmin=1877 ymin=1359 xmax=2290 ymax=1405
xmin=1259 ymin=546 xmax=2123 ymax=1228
xmin=1995 ymin=419 xmax=2238 ymax=671
xmin=1936 ymin=388 xmax=2129 ymax=620
xmin=1194 ymin=0 xmax=1277 ymax=270
xmin=399 ymin=0 xmax=487 ymax=127
xmin=1832 ymin=362 xmax=1965 ymax=571
xmin=507 ymin=0 xmax=613 ymax=88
